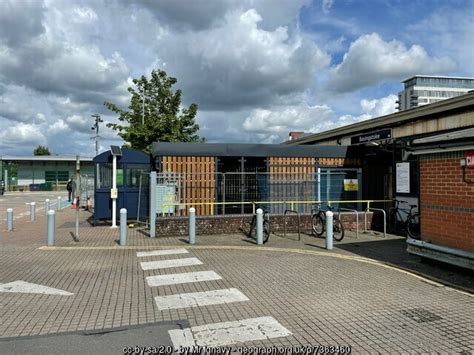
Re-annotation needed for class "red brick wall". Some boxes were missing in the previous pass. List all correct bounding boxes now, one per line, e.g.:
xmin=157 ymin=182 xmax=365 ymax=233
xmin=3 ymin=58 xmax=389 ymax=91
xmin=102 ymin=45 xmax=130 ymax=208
xmin=156 ymin=212 xmax=373 ymax=237
xmin=420 ymin=151 xmax=474 ymax=252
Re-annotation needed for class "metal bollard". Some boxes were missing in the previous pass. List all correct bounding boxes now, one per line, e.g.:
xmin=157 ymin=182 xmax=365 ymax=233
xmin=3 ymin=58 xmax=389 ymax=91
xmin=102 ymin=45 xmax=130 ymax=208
xmin=120 ymin=208 xmax=127 ymax=246
xmin=30 ymin=202 xmax=36 ymax=222
xmin=7 ymin=208 xmax=13 ymax=231
xmin=57 ymin=196 xmax=61 ymax=210
xmin=47 ymin=210 xmax=55 ymax=246
xmin=325 ymin=211 xmax=333 ymax=250
xmin=189 ymin=207 xmax=196 ymax=245
xmin=45 ymin=199 xmax=50 ymax=215
xmin=256 ymin=208 xmax=263 ymax=245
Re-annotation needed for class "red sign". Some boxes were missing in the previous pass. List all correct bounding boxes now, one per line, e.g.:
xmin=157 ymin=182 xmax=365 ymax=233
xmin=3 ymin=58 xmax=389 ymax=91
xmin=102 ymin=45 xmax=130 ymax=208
xmin=466 ymin=151 xmax=474 ymax=169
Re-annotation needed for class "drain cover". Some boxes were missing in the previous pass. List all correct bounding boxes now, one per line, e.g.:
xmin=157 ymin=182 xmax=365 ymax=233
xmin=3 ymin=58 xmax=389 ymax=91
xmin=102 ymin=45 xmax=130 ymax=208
xmin=400 ymin=308 xmax=442 ymax=323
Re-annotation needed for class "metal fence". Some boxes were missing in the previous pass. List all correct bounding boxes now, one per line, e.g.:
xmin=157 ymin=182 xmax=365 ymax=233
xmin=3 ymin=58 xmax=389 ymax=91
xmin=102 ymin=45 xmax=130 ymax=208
xmin=136 ymin=172 xmax=150 ymax=225
xmin=144 ymin=169 xmax=363 ymax=216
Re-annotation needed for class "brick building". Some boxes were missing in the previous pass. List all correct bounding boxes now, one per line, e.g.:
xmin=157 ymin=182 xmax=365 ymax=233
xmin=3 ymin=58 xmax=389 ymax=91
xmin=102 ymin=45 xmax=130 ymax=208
xmin=287 ymin=92 xmax=474 ymax=269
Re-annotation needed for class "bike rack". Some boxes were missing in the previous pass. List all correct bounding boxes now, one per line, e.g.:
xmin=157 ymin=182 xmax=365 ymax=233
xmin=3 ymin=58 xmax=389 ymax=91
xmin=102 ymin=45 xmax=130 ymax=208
xmin=338 ymin=208 xmax=359 ymax=239
xmin=364 ymin=208 xmax=386 ymax=238
xmin=283 ymin=209 xmax=301 ymax=241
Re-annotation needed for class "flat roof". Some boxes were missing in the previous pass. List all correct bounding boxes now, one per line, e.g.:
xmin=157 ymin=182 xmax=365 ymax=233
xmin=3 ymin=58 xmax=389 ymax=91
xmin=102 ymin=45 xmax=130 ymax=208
xmin=286 ymin=92 xmax=474 ymax=145
xmin=1 ymin=156 xmax=94 ymax=162
xmin=402 ymin=75 xmax=474 ymax=82
xmin=153 ymin=142 xmax=361 ymax=158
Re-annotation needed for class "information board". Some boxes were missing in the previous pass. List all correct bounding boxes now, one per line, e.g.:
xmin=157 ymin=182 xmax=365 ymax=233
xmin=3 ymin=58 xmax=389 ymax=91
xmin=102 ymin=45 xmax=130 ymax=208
xmin=396 ymin=162 xmax=410 ymax=193
xmin=156 ymin=184 xmax=176 ymax=214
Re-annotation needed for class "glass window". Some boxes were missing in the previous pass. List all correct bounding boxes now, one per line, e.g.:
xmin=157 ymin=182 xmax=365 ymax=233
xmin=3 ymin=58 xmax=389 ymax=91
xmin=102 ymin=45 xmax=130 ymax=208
xmin=96 ymin=163 xmax=112 ymax=189
xmin=127 ymin=165 xmax=150 ymax=188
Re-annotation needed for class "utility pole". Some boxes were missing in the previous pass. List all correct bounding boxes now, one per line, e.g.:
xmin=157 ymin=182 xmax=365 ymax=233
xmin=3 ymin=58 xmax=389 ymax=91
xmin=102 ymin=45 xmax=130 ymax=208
xmin=142 ymin=88 xmax=145 ymax=125
xmin=91 ymin=114 xmax=103 ymax=157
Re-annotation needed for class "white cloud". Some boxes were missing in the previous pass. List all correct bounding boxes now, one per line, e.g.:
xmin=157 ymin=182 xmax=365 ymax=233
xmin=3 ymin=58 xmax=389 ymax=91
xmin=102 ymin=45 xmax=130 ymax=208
xmin=47 ymin=119 xmax=68 ymax=135
xmin=72 ymin=6 xmax=98 ymax=23
xmin=329 ymin=33 xmax=456 ymax=92
xmin=0 ymin=0 xmax=46 ymax=47
xmin=138 ymin=0 xmax=311 ymax=31
xmin=407 ymin=8 xmax=474 ymax=75
xmin=0 ymin=123 xmax=46 ymax=148
xmin=157 ymin=9 xmax=330 ymax=109
xmin=243 ymin=104 xmax=334 ymax=135
xmin=241 ymin=93 xmax=397 ymax=143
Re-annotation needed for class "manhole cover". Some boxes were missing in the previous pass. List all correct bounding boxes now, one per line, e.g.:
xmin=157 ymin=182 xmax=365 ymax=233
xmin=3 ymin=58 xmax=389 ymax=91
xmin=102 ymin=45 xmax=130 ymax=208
xmin=400 ymin=308 xmax=442 ymax=323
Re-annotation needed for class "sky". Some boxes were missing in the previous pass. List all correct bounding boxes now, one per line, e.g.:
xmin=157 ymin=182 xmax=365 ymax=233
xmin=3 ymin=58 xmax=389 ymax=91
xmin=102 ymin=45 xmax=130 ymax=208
xmin=0 ymin=0 xmax=472 ymax=156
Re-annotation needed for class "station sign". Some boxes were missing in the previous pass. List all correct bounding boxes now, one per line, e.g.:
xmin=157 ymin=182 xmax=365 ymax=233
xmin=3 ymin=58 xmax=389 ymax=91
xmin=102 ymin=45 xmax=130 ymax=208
xmin=351 ymin=128 xmax=392 ymax=145
xmin=466 ymin=151 xmax=474 ymax=169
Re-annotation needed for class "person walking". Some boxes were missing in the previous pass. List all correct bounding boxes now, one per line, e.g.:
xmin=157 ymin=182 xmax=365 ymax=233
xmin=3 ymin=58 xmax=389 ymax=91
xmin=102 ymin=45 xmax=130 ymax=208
xmin=66 ymin=179 xmax=74 ymax=202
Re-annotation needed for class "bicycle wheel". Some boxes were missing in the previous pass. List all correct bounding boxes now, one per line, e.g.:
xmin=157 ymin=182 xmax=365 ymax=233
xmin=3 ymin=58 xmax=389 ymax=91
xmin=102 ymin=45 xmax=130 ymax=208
xmin=263 ymin=219 xmax=271 ymax=243
xmin=312 ymin=212 xmax=325 ymax=236
xmin=387 ymin=208 xmax=397 ymax=234
xmin=406 ymin=213 xmax=420 ymax=239
xmin=248 ymin=215 xmax=256 ymax=239
xmin=333 ymin=217 xmax=345 ymax=241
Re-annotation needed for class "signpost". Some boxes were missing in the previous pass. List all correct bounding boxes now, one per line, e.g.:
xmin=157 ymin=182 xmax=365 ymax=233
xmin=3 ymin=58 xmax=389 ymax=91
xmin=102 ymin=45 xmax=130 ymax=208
xmin=466 ymin=150 xmax=474 ymax=169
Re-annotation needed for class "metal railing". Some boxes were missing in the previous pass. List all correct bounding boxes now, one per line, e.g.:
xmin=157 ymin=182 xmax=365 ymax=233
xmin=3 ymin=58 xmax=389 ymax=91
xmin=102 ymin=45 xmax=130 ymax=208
xmin=338 ymin=208 xmax=360 ymax=239
xmin=283 ymin=209 xmax=301 ymax=241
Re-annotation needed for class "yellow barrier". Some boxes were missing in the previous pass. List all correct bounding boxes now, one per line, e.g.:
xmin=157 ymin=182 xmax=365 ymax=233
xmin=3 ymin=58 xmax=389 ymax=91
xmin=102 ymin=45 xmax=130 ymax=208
xmin=161 ymin=199 xmax=392 ymax=215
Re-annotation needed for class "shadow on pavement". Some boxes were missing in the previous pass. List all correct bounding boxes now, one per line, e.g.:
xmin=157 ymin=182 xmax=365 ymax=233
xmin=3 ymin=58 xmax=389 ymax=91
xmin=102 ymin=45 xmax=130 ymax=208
xmin=0 ymin=320 xmax=188 ymax=355
xmin=336 ymin=238 xmax=474 ymax=293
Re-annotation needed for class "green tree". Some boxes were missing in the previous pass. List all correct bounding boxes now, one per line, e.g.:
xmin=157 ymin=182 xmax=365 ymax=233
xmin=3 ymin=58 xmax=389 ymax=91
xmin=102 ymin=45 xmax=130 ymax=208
xmin=104 ymin=69 xmax=203 ymax=153
xmin=33 ymin=145 xmax=51 ymax=156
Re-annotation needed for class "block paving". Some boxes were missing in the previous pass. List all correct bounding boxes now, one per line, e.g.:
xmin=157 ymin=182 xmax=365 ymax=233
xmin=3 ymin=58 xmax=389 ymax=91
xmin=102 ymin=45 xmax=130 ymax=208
xmin=0 ymin=207 xmax=473 ymax=353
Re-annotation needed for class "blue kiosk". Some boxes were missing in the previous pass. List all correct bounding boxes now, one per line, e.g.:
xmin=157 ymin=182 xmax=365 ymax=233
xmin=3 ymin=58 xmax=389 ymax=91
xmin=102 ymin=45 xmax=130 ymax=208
xmin=93 ymin=148 xmax=151 ymax=225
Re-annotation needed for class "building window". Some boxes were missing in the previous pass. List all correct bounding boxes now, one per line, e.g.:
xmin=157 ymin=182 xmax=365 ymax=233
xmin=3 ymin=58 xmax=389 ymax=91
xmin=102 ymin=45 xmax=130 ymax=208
xmin=45 ymin=171 xmax=69 ymax=182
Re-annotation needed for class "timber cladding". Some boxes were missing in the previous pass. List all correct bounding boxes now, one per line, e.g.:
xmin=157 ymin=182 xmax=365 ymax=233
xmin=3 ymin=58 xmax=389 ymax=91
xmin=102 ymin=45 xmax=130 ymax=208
xmin=161 ymin=156 xmax=215 ymax=216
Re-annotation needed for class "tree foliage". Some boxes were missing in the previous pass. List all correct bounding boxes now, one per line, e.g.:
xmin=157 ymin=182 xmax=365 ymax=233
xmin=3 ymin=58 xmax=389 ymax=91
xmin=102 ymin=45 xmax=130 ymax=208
xmin=33 ymin=145 xmax=51 ymax=156
xmin=104 ymin=69 xmax=203 ymax=153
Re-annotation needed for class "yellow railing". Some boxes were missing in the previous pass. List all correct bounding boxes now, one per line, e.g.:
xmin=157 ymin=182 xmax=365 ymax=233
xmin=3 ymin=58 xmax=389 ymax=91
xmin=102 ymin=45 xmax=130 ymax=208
xmin=161 ymin=199 xmax=392 ymax=215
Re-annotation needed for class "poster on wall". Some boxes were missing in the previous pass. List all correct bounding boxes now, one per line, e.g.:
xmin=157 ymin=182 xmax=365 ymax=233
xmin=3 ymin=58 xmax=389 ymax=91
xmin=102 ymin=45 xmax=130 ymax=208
xmin=343 ymin=179 xmax=359 ymax=191
xmin=396 ymin=162 xmax=410 ymax=193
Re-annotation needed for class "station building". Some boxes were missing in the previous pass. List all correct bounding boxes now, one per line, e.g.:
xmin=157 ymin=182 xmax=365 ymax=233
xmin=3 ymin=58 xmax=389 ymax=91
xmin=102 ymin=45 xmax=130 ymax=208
xmin=287 ymin=92 xmax=474 ymax=269
xmin=0 ymin=156 xmax=94 ymax=191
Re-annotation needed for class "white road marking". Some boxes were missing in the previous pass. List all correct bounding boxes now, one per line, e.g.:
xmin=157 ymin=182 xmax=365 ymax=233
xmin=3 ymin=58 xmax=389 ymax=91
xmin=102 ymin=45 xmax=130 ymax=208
xmin=141 ymin=257 xmax=203 ymax=271
xmin=169 ymin=328 xmax=195 ymax=348
xmin=0 ymin=280 xmax=73 ymax=296
xmin=155 ymin=288 xmax=249 ymax=310
xmin=169 ymin=317 xmax=292 ymax=348
xmin=137 ymin=249 xmax=189 ymax=257
xmin=146 ymin=271 xmax=222 ymax=287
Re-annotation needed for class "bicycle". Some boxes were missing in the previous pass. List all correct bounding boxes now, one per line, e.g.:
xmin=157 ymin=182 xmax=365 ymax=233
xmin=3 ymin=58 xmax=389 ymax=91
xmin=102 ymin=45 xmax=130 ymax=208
xmin=387 ymin=199 xmax=420 ymax=239
xmin=248 ymin=208 xmax=271 ymax=244
xmin=311 ymin=205 xmax=345 ymax=241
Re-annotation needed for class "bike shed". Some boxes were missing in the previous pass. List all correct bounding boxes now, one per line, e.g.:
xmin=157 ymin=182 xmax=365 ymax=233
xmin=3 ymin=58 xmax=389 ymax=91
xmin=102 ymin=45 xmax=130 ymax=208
xmin=93 ymin=148 xmax=151 ymax=224
xmin=151 ymin=142 xmax=365 ymax=216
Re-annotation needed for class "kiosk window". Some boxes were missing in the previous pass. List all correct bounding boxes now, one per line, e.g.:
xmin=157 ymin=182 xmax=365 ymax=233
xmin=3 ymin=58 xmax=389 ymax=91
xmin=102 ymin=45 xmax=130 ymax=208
xmin=127 ymin=166 xmax=149 ymax=188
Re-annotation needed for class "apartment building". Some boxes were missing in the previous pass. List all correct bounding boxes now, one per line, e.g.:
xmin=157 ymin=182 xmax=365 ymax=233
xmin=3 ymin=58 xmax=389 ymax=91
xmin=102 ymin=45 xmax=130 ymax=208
xmin=397 ymin=75 xmax=474 ymax=111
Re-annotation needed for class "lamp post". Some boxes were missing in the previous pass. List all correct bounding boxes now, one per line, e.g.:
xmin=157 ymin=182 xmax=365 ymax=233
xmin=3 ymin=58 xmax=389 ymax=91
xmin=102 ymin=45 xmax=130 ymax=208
xmin=91 ymin=114 xmax=103 ymax=157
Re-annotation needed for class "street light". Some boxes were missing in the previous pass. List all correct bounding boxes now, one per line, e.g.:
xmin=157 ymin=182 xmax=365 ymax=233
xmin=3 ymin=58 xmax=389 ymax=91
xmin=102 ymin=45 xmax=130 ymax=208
xmin=91 ymin=114 xmax=103 ymax=157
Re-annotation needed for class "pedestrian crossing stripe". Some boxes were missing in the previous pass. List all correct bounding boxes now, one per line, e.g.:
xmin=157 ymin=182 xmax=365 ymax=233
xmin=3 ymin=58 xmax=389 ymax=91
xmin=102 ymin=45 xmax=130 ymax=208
xmin=141 ymin=257 xmax=203 ymax=271
xmin=137 ymin=249 xmax=189 ymax=257
xmin=146 ymin=271 xmax=222 ymax=287
xmin=169 ymin=317 xmax=292 ymax=348
xmin=155 ymin=288 xmax=249 ymax=310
